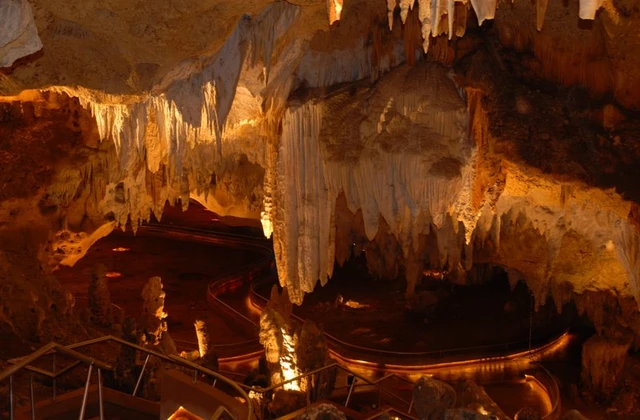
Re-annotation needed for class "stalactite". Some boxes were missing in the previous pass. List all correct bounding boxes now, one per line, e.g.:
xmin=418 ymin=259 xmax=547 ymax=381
xmin=403 ymin=7 xmax=423 ymax=65
xmin=385 ymin=0 xmax=606 ymax=45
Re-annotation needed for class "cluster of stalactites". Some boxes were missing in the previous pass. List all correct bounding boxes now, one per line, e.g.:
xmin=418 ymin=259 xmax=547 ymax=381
xmin=385 ymin=0 xmax=606 ymax=52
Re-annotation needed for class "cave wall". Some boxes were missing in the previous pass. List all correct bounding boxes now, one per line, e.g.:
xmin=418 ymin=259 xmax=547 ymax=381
xmin=1 ymin=0 xmax=640 ymax=340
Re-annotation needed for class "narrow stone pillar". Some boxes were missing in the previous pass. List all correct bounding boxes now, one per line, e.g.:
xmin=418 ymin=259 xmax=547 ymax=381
xmin=194 ymin=319 xmax=210 ymax=358
xmin=140 ymin=276 xmax=168 ymax=346
xmin=88 ymin=263 xmax=112 ymax=327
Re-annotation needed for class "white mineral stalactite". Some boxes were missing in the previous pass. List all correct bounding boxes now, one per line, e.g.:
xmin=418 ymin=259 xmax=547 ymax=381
xmin=272 ymin=103 xmax=335 ymax=303
xmin=385 ymin=0 xmax=605 ymax=47
xmin=418 ymin=0 xmax=433 ymax=52
xmin=387 ymin=0 xmax=398 ymax=30
xmin=51 ymin=3 xmax=301 ymax=229
xmin=536 ymin=0 xmax=549 ymax=31
xmin=269 ymin=64 xmax=478 ymax=303
xmin=469 ymin=0 xmax=497 ymax=26
xmin=578 ymin=0 xmax=604 ymax=20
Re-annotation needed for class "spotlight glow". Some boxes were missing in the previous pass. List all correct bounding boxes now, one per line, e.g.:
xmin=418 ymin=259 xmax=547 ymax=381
xmin=279 ymin=327 xmax=301 ymax=391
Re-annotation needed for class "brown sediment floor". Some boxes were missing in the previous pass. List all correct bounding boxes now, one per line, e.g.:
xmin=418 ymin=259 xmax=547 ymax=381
xmin=253 ymin=258 xmax=570 ymax=357
xmin=54 ymin=227 xmax=262 ymax=354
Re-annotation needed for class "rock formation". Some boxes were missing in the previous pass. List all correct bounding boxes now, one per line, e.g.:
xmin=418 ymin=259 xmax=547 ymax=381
xmin=0 ymin=0 xmax=639 ymax=353
xmin=581 ymin=333 xmax=631 ymax=400
xmin=413 ymin=376 xmax=457 ymax=419
xmin=296 ymin=320 xmax=336 ymax=402
xmin=259 ymin=285 xmax=335 ymax=402
xmin=194 ymin=319 xmax=219 ymax=371
xmin=139 ymin=276 xmax=176 ymax=357
xmin=259 ymin=285 xmax=300 ymax=390
xmin=453 ymin=379 xmax=508 ymax=419
xmin=297 ymin=403 xmax=347 ymax=420
xmin=0 ymin=0 xmax=42 ymax=67
xmin=87 ymin=263 xmax=112 ymax=327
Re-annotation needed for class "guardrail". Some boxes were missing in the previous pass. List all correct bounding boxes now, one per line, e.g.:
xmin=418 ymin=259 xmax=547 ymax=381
xmin=121 ymin=223 xmax=564 ymax=417
xmin=526 ymin=363 xmax=561 ymax=420
xmin=236 ymin=361 xmax=418 ymax=419
xmin=1 ymin=335 xmax=253 ymax=420
xmin=248 ymin=276 xmax=569 ymax=366
xmin=142 ymin=224 xmax=569 ymax=368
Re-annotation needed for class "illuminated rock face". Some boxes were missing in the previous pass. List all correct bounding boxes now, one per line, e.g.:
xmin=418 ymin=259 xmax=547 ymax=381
xmin=1 ymin=0 xmax=640 ymax=340
xmin=0 ymin=0 xmax=42 ymax=67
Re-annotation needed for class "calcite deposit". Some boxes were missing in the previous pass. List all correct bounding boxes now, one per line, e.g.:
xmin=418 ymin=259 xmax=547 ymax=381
xmin=1 ymin=0 xmax=640 ymax=348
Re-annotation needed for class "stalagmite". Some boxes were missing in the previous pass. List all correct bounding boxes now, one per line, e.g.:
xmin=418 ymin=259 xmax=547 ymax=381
xmin=194 ymin=319 xmax=211 ymax=359
xmin=88 ymin=264 xmax=112 ymax=327
xmin=140 ymin=277 xmax=168 ymax=347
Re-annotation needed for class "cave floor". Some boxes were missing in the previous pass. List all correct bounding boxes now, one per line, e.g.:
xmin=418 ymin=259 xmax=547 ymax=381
xmin=253 ymin=258 xmax=570 ymax=359
xmin=54 ymin=227 xmax=263 ymax=355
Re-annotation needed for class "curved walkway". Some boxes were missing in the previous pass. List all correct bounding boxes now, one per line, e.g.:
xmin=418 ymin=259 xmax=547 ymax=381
xmin=140 ymin=223 xmax=569 ymax=371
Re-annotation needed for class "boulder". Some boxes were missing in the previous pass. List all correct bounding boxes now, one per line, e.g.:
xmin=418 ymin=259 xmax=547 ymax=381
xmin=561 ymin=409 xmax=590 ymax=420
xmin=269 ymin=389 xmax=306 ymax=417
xmin=514 ymin=407 xmax=541 ymax=420
xmin=413 ymin=376 xmax=456 ymax=420
xmin=453 ymin=379 xmax=509 ymax=419
xmin=297 ymin=403 xmax=347 ymax=420
xmin=444 ymin=409 xmax=491 ymax=420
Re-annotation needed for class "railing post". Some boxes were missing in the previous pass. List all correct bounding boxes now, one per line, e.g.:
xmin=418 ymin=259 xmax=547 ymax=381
xmin=194 ymin=368 xmax=198 ymax=384
xmin=408 ymin=395 xmax=414 ymax=414
xmin=78 ymin=362 xmax=94 ymax=420
xmin=29 ymin=372 xmax=35 ymax=420
xmin=97 ymin=368 xmax=105 ymax=420
xmin=212 ymin=378 xmax=217 ymax=388
xmin=52 ymin=354 xmax=57 ymax=401
xmin=9 ymin=374 xmax=14 ymax=420
xmin=132 ymin=354 xmax=150 ymax=397
xmin=345 ymin=378 xmax=356 ymax=408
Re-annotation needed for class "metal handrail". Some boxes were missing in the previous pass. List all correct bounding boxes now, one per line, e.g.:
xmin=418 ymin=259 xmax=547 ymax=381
xmin=1 ymin=335 xmax=253 ymax=420
xmin=249 ymin=276 xmax=569 ymax=359
xmin=245 ymin=361 xmax=414 ymax=415
xmin=0 ymin=343 xmax=57 ymax=382
xmin=530 ymin=363 xmax=562 ymax=420
xmin=138 ymin=222 xmax=562 ymax=420
xmin=1 ymin=343 xmax=111 ymax=382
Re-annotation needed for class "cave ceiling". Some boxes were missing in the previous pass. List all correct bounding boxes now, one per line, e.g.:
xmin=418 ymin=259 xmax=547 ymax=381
xmin=1 ymin=0 xmax=640 ymax=323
